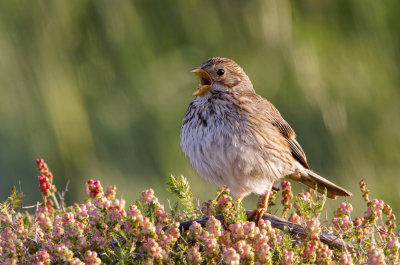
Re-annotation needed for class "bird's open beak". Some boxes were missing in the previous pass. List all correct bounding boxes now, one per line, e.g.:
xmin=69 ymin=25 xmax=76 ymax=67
xmin=190 ymin=68 xmax=213 ymax=96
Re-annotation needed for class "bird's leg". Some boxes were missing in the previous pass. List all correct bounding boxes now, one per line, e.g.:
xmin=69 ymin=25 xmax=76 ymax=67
xmin=248 ymin=183 xmax=273 ymax=224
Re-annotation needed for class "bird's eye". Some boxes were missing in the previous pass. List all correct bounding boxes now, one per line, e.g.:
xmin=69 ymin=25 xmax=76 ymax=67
xmin=217 ymin=69 xmax=225 ymax=76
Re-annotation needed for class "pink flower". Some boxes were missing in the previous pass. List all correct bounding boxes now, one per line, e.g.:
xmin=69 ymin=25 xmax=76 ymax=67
xmin=282 ymin=250 xmax=293 ymax=265
xmin=367 ymin=245 xmax=385 ymax=265
xmin=306 ymin=218 xmax=321 ymax=240
xmin=168 ymin=221 xmax=180 ymax=239
xmin=75 ymin=203 xmax=88 ymax=220
xmin=36 ymin=213 xmax=53 ymax=232
xmin=233 ymin=240 xmax=254 ymax=261
xmin=289 ymin=212 xmax=302 ymax=224
xmin=340 ymin=253 xmax=354 ymax=265
xmin=84 ymin=250 xmax=101 ymax=265
xmin=159 ymin=234 xmax=172 ymax=248
xmin=35 ymin=249 xmax=50 ymax=265
xmin=222 ymin=247 xmax=240 ymax=265
xmin=387 ymin=236 xmax=400 ymax=249
xmin=87 ymin=206 xmax=102 ymax=225
xmin=202 ymin=200 xmax=216 ymax=217
xmin=359 ymin=178 xmax=370 ymax=202
xmin=70 ymin=258 xmax=84 ymax=265
xmin=333 ymin=215 xmax=351 ymax=230
xmin=89 ymin=228 xmax=107 ymax=248
xmin=365 ymin=199 xmax=385 ymax=223
xmin=281 ymin=181 xmax=293 ymax=216
xmin=38 ymin=174 xmax=52 ymax=197
xmin=140 ymin=189 xmax=158 ymax=204
xmin=220 ymin=230 xmax=232 ymax=247
xmin=255 ymin=242 xmax=271 ymax=263
xmin=387 ymin=236 xmax=400 ymax=262
xmin=154 ymin=204 xmax=168 ymax=226
xmin=383 ymin=203 xmax=392 ymax=216
xmin=216 ymin=194 xmax=234 ymax=215
xmin=76 ymin=237 xmax=88 ymax=252
xmin=107 ymin=206 xmax=126 ymax=224
xmin=244 ymin=221 xmax=259 ymax=240
xmin=139 ymin=238 xmax=165 ymax=260
xmin=203 ymin=236 xmax=219 ymax=258
xmin=353 ymin=216 xmax=365 ymax=226
xmin=316 ymin=243 xmax=333 ymax=264
xmin=140 ymin=217 xmax=156 ymax=236
xmin=253 ymin=229 xmax=268 ymax=251
xmin=159 ymin=222 xmax=180 ymax=248
xmin=334 ymin=202 xmax=353 ymax=217
xmin=229 ymin=222 xmax=245 ymax=240
xmin=36 ymin=159 xmax=56 ymax=197
xmin=302 ymin=240 xmax=318 ymax=263
xmin=105 ymin=185 xmax=117 ymax=200
xmin=188 ymin=221 xmax=202 ymax=241
xmin=298 ymin=191 xmax=311 ymax=200
xmin=127 ymin=205 xmax=144 ymax=224
xmin=187 ymin=245 xmax=202 ymax=263
xmin=206 ymin=216 xmax=222 ymax=238
xmin=268 ymin=231 xmax=281 ymax=246
xmin=86 ymin=180 xmax=103 ymax=198
xmin=93 ymin=194 xmax=111 ymax=209
xmin=53 ymin=244 xmax=75 ymax=263
xmin=52 ymin=216 xmax=64 ymax=241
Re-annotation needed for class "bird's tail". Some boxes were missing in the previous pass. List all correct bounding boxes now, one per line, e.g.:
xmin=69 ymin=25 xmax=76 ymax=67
xmin=295 ymin=169 xmax=352 ymax=199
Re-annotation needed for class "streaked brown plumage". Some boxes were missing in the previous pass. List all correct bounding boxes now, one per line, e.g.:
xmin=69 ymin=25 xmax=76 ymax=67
xmin=180 ymin=57 xmax=351 ymax=221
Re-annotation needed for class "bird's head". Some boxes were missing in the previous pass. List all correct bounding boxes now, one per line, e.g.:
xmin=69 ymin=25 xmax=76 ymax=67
xmin=190 ymin=57 xmax=253 ymax=96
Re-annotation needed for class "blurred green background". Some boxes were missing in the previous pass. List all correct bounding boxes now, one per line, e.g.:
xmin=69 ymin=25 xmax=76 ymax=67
xmin=1 ymin=0 xmax=399 ymax=216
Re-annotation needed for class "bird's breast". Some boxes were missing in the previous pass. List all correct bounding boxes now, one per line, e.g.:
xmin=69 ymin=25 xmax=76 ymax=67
xmin=181 ymin=95 xmax=243 ymax=153
xmin=181 ymin=95 xmax=240 ymax=151
xmin=180 ymin=94 xmax=297 ymax=196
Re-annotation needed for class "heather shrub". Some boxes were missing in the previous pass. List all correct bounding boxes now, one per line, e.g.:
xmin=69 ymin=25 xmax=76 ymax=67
xmin=0 ymin=159 xmax=398 ymax=264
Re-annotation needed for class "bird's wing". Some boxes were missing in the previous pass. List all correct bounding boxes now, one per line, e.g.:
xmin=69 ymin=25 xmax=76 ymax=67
xmin=257 ymin=96 xmax=310 ymax=169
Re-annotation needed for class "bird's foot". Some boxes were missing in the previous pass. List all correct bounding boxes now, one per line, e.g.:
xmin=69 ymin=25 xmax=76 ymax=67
xmin=248 ymin=207 xmax=266 ymax=224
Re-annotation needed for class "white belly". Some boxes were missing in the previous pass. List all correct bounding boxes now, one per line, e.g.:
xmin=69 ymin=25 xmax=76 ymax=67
xmin=180 ymin=98 xmax=295 ymax=197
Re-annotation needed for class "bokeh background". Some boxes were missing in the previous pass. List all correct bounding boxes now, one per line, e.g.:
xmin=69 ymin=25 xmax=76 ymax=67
xmin=1 ymin=0 xmax=399 ymax=216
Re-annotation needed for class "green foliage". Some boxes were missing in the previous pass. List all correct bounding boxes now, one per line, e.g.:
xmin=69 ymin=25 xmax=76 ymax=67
xmin=0 ymin=160 xmax=399 ymax=264
xmin=167 ymin=175 xmax=198 ymax=220
xmin=294 ymin=188 xmax=327 ymax=218
xmin=0 ymin=186 xmax=22 ymax=224
xmin=230 ymin=199 xmax=247 ymax=224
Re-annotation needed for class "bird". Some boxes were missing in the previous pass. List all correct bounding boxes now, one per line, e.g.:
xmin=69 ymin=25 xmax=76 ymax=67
xmin=180 ymin=57 xmax=352 ymax=222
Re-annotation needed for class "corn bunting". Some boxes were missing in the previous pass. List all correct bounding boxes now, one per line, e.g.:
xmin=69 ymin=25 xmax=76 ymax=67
xmin=180 ymin=57 xmax=352 ymax=221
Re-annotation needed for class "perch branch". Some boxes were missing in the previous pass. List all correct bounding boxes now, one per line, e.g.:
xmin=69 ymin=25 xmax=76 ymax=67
xmin=170 ymin=211 xmax=355 ymax=251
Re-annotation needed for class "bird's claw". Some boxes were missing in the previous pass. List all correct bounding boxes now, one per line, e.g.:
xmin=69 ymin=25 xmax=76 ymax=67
xmin=248 ymin=208 xmax=266 ymax=224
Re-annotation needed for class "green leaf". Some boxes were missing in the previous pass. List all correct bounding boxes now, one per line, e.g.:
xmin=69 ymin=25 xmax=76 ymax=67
xmin=167 ymin=175 xmax=198 ymax=219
